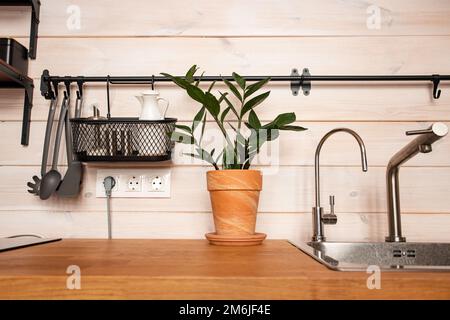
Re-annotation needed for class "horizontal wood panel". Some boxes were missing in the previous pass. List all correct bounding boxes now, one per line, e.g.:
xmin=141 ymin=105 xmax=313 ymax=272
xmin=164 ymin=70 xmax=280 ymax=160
xmin=25 ymin=37 xmax=450 ymax=79
xmin=0 ymin=211 xmax=449 ymax=243
xmin=2 ymin=165 xmax=450 ymax=214
xmin=3 ymin=84 xmax=450 ymax=122
xmin=2 ymin=36 xmax=450 ymax=122
xmin=2 ymin=121 xmax=450 ymax=167
xmin=1 ymin=0 xmax=450 ymax=37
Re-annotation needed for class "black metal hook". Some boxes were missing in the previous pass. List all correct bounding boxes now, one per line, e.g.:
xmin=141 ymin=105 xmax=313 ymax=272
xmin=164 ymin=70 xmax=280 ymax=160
xmin=64 ymin=80 xmax=71 ymax=97
xmin=151 ymin=75 xmax=155 ymax=90
xmin=432 ymin=74 xmax=441 ymax=99
xmin=51 ymin=80 xmax=59 ymax=99
xmin=106 ymin=75 xmax=111 ymax=119
xmin=40 ymin=69 xmax=52 ymax=99
xmin=76 ymin=78 xmax=84 ymax=99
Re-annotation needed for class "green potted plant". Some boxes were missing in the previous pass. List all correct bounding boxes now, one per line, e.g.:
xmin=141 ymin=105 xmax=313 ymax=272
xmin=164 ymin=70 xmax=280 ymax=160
xmin=162 ymin=66 xmax=306 ymax=245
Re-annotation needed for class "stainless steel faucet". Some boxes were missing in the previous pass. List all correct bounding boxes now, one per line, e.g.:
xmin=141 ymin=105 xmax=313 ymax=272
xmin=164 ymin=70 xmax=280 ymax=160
xmin=312 ymin=128 xmax=368 ymax=242
xmin=386 ymin=123 xmax=448 ymax=242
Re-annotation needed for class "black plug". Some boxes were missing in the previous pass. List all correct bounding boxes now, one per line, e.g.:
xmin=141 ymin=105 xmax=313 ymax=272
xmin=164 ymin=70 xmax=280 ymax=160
xmin=103 ymin=176 xmax=116 ymax=197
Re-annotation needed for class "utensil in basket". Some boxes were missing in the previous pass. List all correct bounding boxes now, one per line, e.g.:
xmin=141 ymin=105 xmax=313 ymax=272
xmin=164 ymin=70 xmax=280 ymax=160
xmin=86 ymin=104 xmax=107 ymax=156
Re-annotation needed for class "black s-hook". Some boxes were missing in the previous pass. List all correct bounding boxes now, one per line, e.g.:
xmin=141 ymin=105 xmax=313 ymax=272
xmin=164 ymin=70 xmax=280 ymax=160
xmin=432 ymin=74 xmax=441 ymax=99
xmin=106 ymin=75 xmax=111 ymax=119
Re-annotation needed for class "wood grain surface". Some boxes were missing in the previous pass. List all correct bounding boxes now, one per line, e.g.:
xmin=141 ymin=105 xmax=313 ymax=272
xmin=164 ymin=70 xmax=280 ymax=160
xmin=0 ymin=239 xmax=449 ymax=299
xmin=1 ymin=0 xmax=450 ymax=37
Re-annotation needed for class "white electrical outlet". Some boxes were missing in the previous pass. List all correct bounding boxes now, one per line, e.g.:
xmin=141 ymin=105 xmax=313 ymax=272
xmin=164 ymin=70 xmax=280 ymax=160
xmin=96 ymin=169 xmax=171 ymax=198
xmin=150 ymin=176 xmax=164 ymax=191
xmin=126 ymin=175 xmax=142 ymax=192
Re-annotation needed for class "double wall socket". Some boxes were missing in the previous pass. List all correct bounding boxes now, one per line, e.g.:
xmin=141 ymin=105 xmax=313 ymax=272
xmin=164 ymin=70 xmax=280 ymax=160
xmin=96 ymin=168 xmax=171 ymax=198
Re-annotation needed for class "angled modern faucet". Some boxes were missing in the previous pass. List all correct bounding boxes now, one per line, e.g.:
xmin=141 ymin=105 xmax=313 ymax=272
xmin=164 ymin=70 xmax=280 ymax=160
xmin=312 ymin=128 xmax=368 ymax=242
xmin=385 ymin=123 xmax=448 ymax=242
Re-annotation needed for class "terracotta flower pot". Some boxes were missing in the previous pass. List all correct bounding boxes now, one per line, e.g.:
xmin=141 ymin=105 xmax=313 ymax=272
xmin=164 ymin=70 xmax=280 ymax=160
xmin=206 ymin=170 xmax=263 ymax=236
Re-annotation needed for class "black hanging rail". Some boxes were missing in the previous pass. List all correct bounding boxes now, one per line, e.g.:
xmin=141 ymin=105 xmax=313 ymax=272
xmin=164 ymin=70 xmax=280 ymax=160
xmin=0 ymin=0 xmax=41 ymax=59
xmin=40 ymin=68 xmax=450 ymax=100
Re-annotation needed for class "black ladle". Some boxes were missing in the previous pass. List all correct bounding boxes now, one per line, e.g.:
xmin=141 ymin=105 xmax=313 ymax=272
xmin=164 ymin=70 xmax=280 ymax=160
xmin=39 ymin=92 xmax=69 ymax=200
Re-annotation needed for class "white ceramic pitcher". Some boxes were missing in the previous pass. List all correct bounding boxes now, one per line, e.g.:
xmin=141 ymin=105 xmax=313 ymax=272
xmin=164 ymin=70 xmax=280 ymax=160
xmin=135 ymin=90 xmax=169 ymax=120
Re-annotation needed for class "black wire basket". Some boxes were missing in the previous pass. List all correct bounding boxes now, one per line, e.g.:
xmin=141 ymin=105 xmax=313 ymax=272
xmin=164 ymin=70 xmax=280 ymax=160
xmin=71 ymin=117 xmax=177 ymax=161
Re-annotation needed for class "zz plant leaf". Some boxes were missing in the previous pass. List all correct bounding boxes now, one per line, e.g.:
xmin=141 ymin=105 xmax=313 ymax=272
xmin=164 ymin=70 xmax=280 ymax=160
xmin=241 ymin=91 xmax=270 ymax=117
xmin=163 ymin=66 xmax=307 ymax=170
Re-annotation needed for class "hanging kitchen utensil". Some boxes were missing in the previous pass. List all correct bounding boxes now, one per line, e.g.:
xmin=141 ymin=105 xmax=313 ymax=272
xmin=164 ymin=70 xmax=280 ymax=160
xmin=74 ymin=81 xmax=84 ymax=118
xmin=39 ymin=91 xmax=69 ymax=200
xmin=57 ymin=89 xmax=83 ymax=197
xmin=27 ymin=93 xmax=58 ymax=196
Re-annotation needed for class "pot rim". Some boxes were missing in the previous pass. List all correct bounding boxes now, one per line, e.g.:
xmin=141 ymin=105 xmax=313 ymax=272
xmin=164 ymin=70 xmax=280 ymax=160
xmin=206 ymin=169 xmax=261 ymax=173
xmin=206 ymin=169 xmax=262 ymax=191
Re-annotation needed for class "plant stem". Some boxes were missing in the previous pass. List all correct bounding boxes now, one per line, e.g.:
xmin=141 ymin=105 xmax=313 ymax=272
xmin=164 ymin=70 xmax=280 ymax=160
xmin=214 ymin=116 xmax=234 ymax=149
xmin=236 ymin=95 xmax=246 ymax=168
xmin=193 ymin=140 xmax=219 ymax=170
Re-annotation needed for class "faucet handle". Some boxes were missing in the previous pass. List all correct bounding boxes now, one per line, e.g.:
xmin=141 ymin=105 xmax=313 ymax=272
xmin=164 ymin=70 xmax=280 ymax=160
xmin=406 ymin=128 xmax=434 ymax=136
xmin=406 ymin=123 xmax=448 ymax=136
xmin=322 ymin=195 xmax=337 ymax=225
xmin=329 ymin=195 xmax=335 ymax=215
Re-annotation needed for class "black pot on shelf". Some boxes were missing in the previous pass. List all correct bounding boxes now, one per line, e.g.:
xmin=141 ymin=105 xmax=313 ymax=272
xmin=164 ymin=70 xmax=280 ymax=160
xmin=0 ymin=38 xmax=28 ymax=75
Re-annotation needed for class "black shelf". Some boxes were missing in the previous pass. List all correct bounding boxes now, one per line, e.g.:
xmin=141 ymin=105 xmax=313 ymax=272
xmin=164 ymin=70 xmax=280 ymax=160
xmin=0 ymin=0 xmax=41 ymax=59
xmin=0 ymin=59 xmax=33 ymax=145
xmin=0 ymin=0 xmax=40 ymax=145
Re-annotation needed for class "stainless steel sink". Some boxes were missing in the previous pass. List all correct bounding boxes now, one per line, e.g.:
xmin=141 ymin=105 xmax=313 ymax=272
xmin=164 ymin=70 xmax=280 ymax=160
xmin=298 ymin=124 xmax=450 ymax=272
xmin=290 ymin=241 xmax=450 ymax=271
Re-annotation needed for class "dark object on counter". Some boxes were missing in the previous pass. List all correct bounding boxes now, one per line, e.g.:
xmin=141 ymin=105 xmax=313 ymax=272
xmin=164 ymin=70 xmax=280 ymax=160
xmin=0 ymin=237 xmax=61 ymax=253
xmin=0 ymin=38 xmax=29 ymax=75
xmin=71 ymin=117 xmax=177 ymax=161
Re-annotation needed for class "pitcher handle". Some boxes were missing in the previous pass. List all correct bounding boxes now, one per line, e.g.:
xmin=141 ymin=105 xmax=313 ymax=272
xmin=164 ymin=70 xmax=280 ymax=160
xmin=157 ymin=97 xmax=170 ymax=119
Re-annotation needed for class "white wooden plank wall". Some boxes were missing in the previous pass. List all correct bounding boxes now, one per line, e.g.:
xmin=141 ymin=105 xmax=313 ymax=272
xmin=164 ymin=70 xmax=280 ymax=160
xmin=0 ymin=0 xmax=449 ymax=242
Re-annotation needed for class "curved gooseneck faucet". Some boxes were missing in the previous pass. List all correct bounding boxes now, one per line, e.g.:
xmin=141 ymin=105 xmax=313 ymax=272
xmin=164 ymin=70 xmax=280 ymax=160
xmin=312 ymin=128 xmax=368 ymax=242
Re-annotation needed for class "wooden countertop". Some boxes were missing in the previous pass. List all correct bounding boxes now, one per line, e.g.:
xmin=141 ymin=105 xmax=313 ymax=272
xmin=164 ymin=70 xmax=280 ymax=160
xmin=0 ymin=239 xmax=449 ymax=299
